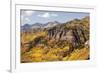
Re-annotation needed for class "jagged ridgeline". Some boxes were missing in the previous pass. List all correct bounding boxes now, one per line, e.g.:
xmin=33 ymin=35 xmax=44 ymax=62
xmin=21 ymin=16 xmax=90 ymax=63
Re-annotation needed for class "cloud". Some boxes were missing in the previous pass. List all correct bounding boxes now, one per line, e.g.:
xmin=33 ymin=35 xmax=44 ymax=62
xmin=38 ymin=12 xmax=50 ymax=18
xmin=38 ymin=12 xmax=58 ymax=18
xmin=21 ymin=10 xmax=35 ymax=17
xmin=51 ymin=14 xmax=58 ymax=17
xmin=24 ymin=17 xmax=30 ymax=22
xmin=24 ymin=11 xmax=34 ymax=16
xmin=21 ymin=14 xmax=30 ymax=25
xmin=21 ymin=10 xmax=34 ymax=25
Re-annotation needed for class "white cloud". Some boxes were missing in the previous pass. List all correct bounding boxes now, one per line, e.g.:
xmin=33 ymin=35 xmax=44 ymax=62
xmin=38 ymin=12 xmax=50 ymax=18
xmin=21 ymin=10 xmax=35 ymax=17
xmin=38 ymin=12 xmax=58 ymax=18
xmin=21 ymin=10 xmax=34 ymax=25
xmin=51 ymin=14 xmax=58 ymax=17
xmin=24 ymin=11 xmax=34 ymax=16
xmin=24 ymin=17 xmax=30 ymax=22
xmin=21 ymin=15 xmax=30 ymax=25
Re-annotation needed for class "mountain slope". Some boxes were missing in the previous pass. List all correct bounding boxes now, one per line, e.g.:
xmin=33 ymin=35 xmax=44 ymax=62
xmin=21 ymin=16 xmax=90 ymax=63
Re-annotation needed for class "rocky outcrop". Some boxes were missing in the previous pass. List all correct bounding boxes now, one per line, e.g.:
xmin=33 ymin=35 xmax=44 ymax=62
xmin=47 ymin=18 xmax=89 ymax=47
xmin=47 ymin=23 xmax=89 ymax=48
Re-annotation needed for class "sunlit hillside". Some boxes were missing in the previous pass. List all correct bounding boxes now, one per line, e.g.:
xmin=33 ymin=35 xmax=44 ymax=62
xmin=21 ymin=16 xmax=90 ymax=63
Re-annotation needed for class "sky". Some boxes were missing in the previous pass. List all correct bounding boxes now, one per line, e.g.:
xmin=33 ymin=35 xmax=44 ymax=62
xmin=21 ymin=10 xmax=89 ymax=26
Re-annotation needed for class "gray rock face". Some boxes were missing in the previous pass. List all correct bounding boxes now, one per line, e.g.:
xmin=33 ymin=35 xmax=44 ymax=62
xmin=47 ymin=24 xmax=88 ymax=48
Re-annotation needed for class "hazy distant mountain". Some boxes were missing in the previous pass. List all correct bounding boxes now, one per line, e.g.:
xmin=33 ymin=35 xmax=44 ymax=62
xmin=21 ymin=24 xmax=31 ymax=32
xmin=31 ymin=23 xmax=43 ymax=29
xmin=21 ymin=21 xmax=60 ymax=32
xmin=44 ymin=21 xmax=60 ymax=28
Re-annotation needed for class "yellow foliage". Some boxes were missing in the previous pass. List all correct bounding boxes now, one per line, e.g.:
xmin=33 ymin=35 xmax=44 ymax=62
xmin=44 ymin=53 xmax=59 ymax=61
xmin=21 ymin=31 xmax=47 ymax=43
xmin=68 ymin=48 xmax=89 ymax=60
xmin=62 ymin=46 xmax=70 ymax=52
xmin=21 ymin=31 xmax=89 ymax=62
xmin=62 ymin=56 xmax=69 ymax=61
